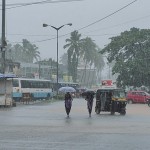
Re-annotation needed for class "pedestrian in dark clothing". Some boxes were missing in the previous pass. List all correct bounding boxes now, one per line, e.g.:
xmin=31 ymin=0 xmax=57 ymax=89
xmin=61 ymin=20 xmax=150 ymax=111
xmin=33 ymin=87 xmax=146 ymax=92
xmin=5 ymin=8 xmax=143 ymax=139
xmin=85 ymin=92 xmax=94 ymax=117
xmin=64 ymin=92 xmax=73 ymax=117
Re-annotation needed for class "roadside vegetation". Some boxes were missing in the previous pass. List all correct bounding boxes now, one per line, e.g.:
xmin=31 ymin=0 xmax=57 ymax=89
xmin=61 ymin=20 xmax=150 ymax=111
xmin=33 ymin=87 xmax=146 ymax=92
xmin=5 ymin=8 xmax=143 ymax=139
xmin=3 ymin=27 xmax=150 ymax=89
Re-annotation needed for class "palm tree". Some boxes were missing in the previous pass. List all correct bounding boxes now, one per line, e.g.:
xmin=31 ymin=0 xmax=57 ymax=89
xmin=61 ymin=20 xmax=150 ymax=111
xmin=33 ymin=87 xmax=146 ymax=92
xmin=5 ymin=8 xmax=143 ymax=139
xmin=80 ymin=37 xmax=98 ymax=86
xmin=22 ymin=39 xmax=40 ymax=63
xmin=11 ymin=44 xmax=23 ymax=62
xmin=64 ymin=30 xmax=83 ymax=82
xmin=93 ymin=49 xmax=105 ymax=84
xmin=60 ymin=53 xmax=68 ymax=67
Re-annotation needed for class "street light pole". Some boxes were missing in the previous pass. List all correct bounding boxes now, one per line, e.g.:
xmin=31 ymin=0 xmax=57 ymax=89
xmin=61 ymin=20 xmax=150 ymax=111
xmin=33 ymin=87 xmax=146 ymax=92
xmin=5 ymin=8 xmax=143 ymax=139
xmin=1 ymin=0 xmax=7 ymax=107
xmin=1 ymin=0 xmax=6 ymax=74
xmin=43 ymin=23 xmax=72 ymax=96
xmin=56 ymin=29 xmax=59 ymax=96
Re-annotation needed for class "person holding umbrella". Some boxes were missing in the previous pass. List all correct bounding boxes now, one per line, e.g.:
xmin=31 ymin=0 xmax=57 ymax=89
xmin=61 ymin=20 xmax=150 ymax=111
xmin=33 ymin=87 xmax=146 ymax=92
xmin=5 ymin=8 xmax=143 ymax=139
xmin=85 ymin=91 xmax=95 ymax=117
xmin=64 ymin=92 xmax=73 ymax=118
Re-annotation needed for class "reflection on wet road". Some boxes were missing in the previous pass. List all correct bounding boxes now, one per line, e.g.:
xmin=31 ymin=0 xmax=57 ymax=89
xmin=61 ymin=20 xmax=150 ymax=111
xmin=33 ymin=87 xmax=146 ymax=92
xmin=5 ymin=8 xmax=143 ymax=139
xmin=0 ymin=98 xmax=150 ymax=150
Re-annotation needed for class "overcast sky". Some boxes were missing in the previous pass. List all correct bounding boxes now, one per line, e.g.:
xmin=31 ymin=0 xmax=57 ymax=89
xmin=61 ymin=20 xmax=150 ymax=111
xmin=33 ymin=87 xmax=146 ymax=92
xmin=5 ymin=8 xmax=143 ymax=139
xmin=1 ymin=0 xmax=150 ymax=61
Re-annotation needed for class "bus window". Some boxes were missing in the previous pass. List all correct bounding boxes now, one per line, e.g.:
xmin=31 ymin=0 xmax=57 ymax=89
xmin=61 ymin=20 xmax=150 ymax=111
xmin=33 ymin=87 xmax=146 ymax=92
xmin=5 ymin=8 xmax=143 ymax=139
xmin=13 ymin=79 xmax=19 ymax=87
xmin=21 ymin=80 xmax=30 ymax=88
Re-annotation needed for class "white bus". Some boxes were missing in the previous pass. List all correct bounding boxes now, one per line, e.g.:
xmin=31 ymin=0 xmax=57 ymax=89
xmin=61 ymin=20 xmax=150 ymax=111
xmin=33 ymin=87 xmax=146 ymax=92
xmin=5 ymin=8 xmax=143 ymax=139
xmin=12 ymin=78 xmax=53 ymax=101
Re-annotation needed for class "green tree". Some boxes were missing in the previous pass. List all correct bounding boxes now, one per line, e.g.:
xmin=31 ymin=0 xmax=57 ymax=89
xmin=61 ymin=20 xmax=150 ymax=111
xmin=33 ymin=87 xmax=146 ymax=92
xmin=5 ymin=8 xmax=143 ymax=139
xmin=64 ymin=31 xmax=105 ymax=84
xmin=8 ymin=39 xmax=40 ymax=63
xmin=64 ymin=30 xmax=82 ymax=82
xmin=12 ymin=44 xmax=24 ymax=62
xmin=93 ymin=48 xmax=105 ymax=83
xmin=100 ymin=27 xmax=150 ymax=88
xmin=80 ymin=38 xmax=104 ymax=86
xmin=80 ymin=37 xmax=97 ymax=85
xmin=22 ymin=39 xmax=40 ymax=63
xmin=60 ymin=53 xmax=68 ymax=67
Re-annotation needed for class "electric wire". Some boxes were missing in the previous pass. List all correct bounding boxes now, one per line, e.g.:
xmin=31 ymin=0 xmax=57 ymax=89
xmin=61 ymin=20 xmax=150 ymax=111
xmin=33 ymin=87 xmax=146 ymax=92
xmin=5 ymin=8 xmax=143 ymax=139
xmin=77 ymin=0 xmax=138 ymax=31
xmin=8 ymin=12 xmax=150 ymax=39
xmin=9 ymin=0 xmax=138 ymax=44
xmin=1 ymin=0 xmax=84 ymax=10
xmin=83 ymin=14 xmax=150 ymax=34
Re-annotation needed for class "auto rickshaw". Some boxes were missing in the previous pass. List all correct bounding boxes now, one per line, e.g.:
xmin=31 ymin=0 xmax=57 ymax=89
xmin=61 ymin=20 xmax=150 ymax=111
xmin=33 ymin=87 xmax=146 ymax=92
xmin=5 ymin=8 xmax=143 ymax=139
xmin=95 ymin=88 xmax=127 ymax=115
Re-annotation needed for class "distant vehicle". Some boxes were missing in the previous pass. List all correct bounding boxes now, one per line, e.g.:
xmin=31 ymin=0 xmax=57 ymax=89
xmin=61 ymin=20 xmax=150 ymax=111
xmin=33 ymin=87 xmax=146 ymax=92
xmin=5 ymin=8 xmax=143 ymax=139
xmin=12 ymin=78 xmax=53 ymax=101
xmin=126 ymin=91 xmax=150 ymax=104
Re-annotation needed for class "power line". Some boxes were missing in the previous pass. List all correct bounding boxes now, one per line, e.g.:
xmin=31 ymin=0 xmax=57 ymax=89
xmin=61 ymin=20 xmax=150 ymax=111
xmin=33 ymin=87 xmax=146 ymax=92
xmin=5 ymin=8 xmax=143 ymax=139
xmin=7 ymin=12 xmax=150 ymax=41
xmin=82 ymin=34 xmax=117 ymax=37
xmin=77 ymin=0 xmax=138 ymax=31
xmin=8 ymin=0 xmax=138 ymax=44
xmin=7 ymin=10 xmax=150 ymax=41
xmin=2 ymin=0 xmax=51 ymax=6
xmin=8 ymin=11 xmax=150 ymax=39
xmin=1 ymin=0 xmax=84 ymax=10
xmin=11 ymin=36 xmax=57 ymax=44
xmin=33 ymin=0 xmax=138 ymax=43
xmin=84 ymin=14 xmax=150 ymax=34
xmin=6 ymin=33 xmax=55 ymax=37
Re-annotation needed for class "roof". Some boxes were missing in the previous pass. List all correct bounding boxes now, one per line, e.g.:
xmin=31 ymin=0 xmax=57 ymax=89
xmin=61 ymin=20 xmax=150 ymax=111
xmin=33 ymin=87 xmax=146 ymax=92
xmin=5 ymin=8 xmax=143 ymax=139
xmin=128 ymin=91 xmax=147 ymax=93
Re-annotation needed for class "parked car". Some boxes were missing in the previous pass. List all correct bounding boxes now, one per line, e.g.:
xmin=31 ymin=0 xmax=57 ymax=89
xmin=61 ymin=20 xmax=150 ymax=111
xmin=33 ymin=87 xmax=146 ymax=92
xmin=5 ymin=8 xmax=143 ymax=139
xmin=126 ymin=91 xmax=150 ymax=104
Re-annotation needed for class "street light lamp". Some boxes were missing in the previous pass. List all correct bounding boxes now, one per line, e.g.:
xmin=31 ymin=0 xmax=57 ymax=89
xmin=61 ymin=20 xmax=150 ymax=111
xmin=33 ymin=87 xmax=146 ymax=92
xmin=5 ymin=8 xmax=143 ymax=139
xmin=43 ymin=23 xmax=72 ymax=96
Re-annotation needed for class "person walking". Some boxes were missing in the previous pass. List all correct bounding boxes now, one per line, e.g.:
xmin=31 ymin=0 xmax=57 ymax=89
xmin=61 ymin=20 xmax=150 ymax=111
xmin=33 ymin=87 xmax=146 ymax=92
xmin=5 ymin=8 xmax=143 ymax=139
xmin=85 ymin=92 xmax=94 ymax=117
xmin=64 ymin=92 xmax=73 ymax=118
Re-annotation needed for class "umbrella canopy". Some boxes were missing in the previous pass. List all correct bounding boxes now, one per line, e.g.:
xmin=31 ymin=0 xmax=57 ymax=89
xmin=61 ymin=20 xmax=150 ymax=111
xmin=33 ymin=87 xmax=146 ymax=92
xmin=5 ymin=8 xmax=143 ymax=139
xmin=59 ymin=86 xmax=76 ymax=93
xmin=0 ymin=73 xmax=17 ymax=78
xmin=82 ymin=89 xmax=96 ymax=97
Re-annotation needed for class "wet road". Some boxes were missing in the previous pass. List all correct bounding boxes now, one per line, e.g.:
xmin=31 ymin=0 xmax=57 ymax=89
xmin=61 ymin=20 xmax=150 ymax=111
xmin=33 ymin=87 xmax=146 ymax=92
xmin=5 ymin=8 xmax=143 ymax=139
xmin=0 ymin=98 xmax=150 ymax=150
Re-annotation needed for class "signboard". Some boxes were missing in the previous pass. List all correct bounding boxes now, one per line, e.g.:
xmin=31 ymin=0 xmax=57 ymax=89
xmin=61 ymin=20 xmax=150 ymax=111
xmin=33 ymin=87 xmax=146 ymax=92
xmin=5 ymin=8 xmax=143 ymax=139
xmin=101 ymin=80 xmax=113 ymax=86
xmin=101 ymin=80 xmax=116 ymax=89
xmin=63 ymin=75 xmax=73 ymax=82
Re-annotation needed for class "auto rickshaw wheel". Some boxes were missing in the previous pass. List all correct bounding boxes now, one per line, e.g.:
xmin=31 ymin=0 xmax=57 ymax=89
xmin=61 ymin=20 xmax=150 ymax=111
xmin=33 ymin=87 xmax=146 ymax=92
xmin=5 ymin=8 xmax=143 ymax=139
xmin=110 ymin=111 xmax=115 ymax=115
xmin=110 ymin=101 xmax=115 ymax=115
xmin=95 ymin=108 xmax=101 ymax=114
xmin=120 ymin=110 xmax=126 ymax=115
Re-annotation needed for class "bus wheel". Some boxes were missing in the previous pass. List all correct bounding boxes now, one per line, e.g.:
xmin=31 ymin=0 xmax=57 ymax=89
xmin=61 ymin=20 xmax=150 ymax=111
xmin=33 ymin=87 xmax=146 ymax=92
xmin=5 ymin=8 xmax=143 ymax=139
xmin=46 ymin=94 xmax=50 ymax=100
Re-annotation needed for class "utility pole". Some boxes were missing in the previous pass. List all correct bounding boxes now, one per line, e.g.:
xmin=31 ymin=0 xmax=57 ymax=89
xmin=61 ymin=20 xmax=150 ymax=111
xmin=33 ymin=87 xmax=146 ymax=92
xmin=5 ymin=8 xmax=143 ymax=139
xmin=1 ymin=0 xmax=7 ymax=107
xmin=1 ymin=0 xmax=6 ymax=74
